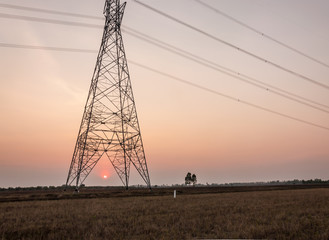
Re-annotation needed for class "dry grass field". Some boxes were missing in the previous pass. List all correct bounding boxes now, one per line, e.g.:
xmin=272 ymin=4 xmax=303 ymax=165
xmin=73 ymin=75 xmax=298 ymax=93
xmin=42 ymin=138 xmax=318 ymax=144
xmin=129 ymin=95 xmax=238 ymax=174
xmin=1 ymin=187 xmax=329 ymax=239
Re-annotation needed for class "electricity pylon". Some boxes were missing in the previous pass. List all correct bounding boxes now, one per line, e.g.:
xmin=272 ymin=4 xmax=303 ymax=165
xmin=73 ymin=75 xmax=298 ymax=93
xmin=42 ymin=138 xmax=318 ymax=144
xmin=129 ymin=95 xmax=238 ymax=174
xmin=66 ymin=0 xmax=151 ymax=190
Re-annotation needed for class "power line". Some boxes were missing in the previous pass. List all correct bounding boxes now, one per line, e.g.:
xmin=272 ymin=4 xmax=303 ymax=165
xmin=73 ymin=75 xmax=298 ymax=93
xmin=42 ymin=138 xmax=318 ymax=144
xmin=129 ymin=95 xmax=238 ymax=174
xmin=2 ymin=0 xmax=327 ymax=73
xmin=1 ymin=4 xmax=328 ymax=122
xmin=129 ymin=60 xmax=329 ymax=132
xmin=0 ymin=41 xmax=328 ymax=131
xmin=1 ymin=2 xmax=328 ymax=108
xmin=0 ymin=3 xmax=103 ymax=20
xmin=124 ymin=27 xmax=329 ymax=112
xmin=0 ymin=42 xmax=97 ymax=53
xmin=2 ymin=26 xmax=329 ymax=113
xmin=0 ymin=12 xmax=103 ymax=29
xmin=194 ymin=0 xmax=329 ymax=69
xmin=0 ymin=5 xmax=327 ymax=110
xmin=1 ymin=5 xmax=327 ymax=110
xmin=0 ymin=4 xmax=329 ymax=108
xmin=133 ymin=0 xmax=329 ymax=91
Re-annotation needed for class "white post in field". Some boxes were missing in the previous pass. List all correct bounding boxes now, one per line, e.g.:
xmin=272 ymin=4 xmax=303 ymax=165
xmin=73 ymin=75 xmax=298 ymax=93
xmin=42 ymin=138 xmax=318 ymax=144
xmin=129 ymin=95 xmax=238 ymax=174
xmin=174 ymin=190 xmax=176 ymax=198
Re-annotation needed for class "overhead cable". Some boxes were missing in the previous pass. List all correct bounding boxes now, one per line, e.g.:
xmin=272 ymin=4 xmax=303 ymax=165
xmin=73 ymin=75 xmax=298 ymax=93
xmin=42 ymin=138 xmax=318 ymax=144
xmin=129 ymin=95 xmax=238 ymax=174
xmin=0 ymin=42 xmax=97 ymax=53
xmin=2 ymin=28 xmax=329 ymax=113
xmin=129 ymin=60 xmax=329 ymax=132
xmin=1 ymin=41 xmax=328 ymax=131
xmin=133 ymin=0 xmax=329 ymax=91
xmin=1 ymin=5 xmax=328 ymax=92
xmin=1 ymin=2 xmax=328 ymax=90
xmin=0 ymin=7 xmax=327 ymax=110
xmin=123 ymin=27 xmax=329 ymax=112
xmin=194 ymin=0 xmax=329 ymax=69
xmin=0 ymin=12 xmax=103 ymax=29
xmin=0 ymin=3 xmax=103 ymax=20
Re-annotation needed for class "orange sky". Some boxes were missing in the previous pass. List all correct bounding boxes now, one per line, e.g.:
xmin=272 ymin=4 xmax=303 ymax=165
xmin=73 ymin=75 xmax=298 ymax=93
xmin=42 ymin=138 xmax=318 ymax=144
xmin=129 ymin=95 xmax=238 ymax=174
xmin=0 ymin=0 xmax=329 ymax=187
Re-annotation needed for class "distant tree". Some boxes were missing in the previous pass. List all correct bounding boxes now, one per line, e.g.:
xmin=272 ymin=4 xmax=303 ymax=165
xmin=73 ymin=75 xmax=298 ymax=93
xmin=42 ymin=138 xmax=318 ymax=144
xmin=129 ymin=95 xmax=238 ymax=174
xmin=191 ymin=174 xmax=197 ymax=186
xmin=185 ymin=172 xmax=192 ymax=185
xmin=185 ymin=172 xmax=197 ymax=186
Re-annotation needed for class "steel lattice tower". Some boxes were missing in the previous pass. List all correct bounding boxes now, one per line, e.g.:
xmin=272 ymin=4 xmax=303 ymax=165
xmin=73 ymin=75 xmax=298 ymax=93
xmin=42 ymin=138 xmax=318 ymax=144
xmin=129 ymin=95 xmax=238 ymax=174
xmin=66 ymin=0 xmax=151 ymax=190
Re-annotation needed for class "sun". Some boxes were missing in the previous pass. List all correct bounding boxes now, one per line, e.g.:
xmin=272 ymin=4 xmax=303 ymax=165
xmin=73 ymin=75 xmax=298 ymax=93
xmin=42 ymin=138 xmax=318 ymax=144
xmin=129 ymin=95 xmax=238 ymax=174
xmin=103 ymin=175 xmax=108 ymax=179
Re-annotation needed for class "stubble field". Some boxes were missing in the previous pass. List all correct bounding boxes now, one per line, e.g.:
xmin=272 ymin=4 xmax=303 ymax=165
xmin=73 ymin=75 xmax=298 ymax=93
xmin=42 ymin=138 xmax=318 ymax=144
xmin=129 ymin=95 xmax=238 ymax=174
xmin=1 ymin=186 xmax=329 ymax=239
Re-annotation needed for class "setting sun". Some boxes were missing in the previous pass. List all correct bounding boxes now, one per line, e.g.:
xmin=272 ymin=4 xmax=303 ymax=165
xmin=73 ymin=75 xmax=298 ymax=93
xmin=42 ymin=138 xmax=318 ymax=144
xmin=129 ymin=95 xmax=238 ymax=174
xmin=103 ymin=175 xmax=108 ymax=179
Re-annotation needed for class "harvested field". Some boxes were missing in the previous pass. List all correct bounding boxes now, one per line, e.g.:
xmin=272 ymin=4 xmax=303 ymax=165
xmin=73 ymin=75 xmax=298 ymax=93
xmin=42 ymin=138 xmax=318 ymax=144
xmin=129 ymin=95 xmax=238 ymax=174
xmin=1 ymin=184 xmax=328 ymax=202
xmin=1 ymin=187 xmax=329 ymax=239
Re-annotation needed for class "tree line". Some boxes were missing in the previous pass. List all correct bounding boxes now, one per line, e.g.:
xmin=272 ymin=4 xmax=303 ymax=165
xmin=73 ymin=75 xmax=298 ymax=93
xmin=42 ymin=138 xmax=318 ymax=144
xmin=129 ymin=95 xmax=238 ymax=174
xmin=1 ymin=178 xmax=329 ymax=191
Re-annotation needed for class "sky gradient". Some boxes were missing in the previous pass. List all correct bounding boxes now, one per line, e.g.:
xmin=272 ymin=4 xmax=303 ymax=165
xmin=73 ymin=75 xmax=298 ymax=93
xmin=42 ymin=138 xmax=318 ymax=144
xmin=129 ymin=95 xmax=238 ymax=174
xmin=1 ymin=0 xmax=329 ymax=187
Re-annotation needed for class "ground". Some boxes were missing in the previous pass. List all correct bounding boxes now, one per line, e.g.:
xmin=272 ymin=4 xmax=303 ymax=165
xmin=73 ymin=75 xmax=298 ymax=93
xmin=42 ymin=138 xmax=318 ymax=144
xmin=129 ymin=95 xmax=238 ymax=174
xmin=1 ymin=185 xmax=329 ymax=239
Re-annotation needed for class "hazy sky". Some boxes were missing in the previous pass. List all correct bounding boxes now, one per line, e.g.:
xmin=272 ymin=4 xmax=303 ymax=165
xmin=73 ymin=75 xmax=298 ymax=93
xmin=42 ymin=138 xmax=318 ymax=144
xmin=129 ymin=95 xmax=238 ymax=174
xmin=1 ymin=0 xmax=329 ymax=187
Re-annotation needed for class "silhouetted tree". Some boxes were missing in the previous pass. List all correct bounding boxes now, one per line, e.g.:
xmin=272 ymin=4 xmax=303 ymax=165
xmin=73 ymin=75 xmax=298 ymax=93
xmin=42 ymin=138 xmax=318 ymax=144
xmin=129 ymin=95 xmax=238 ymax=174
xmin=191 ymin=174 xmax=197 ymax=186
xmin=185 ymin=172 xmax=192 ymax=185
xmin=185 ymin=172 xmax=197 ymax=186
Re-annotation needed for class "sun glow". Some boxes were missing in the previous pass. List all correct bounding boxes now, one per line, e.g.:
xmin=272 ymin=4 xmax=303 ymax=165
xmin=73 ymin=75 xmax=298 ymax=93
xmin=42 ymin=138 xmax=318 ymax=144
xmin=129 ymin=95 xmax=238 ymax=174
xmin=103 ymin=175 xmax=108 ymax=179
